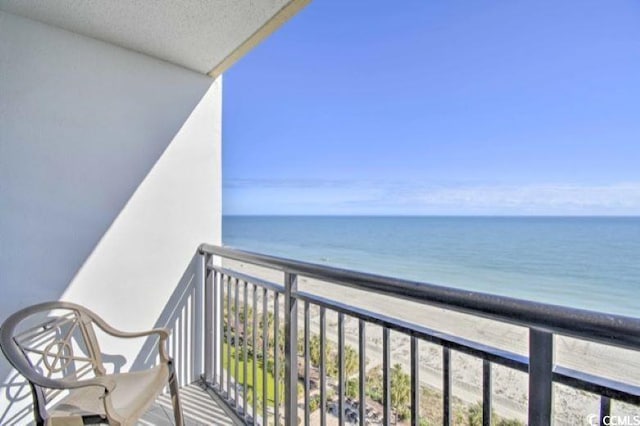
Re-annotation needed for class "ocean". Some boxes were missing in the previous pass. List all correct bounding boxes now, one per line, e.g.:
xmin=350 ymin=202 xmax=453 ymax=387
xmin=222 ymin=216 xmax=640 ymax=317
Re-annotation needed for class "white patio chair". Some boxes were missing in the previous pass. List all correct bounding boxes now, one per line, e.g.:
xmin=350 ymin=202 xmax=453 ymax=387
xmin=0 ymin=301 xmax=184 ymax=426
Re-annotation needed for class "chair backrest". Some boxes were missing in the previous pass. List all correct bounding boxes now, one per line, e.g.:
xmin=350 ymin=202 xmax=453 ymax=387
xmin=0 ymin=302 xmax=108 ymax=422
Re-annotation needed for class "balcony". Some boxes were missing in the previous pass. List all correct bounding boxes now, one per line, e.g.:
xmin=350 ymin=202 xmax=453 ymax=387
xmin=147 ymin=244 xmax=640 ymax=426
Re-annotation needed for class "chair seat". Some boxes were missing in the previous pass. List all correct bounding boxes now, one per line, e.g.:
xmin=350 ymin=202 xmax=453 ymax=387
xmin=49 ymin=365 xmax=169 ymax=424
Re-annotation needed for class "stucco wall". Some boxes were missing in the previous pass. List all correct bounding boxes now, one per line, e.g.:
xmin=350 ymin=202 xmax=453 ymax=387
xmin=0 ymin=11 xmax=221 ymax=423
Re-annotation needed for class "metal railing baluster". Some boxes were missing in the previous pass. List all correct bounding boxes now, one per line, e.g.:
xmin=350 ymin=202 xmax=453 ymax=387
xmin=304 ymin=302 xmax=310 ymax=426
xmin=194 ymin=254 xmax=204 ymax=384
xmin=252 ymin=284 xmax=258 ymax=423
xmin=528 ymin=329 xmax=553 ymax=426
xmin=411 ymin=336 xmax=419 ymax=426
xmin=274 ymin=293 xmax=280 ymax=425
xmin=443 ymin=347 xmax=451 ymax=426
xmin=600 ymin=396 xmax=611 ymax=425
xmin=243 ymin=281 xmax=249 ymax=418
xmin=234 ymin=279 xmax=240 ymax=407
xmin=359 ymin=320 xmax=366 ymax=426
xmin=173 ymin=315 xmax=179 ymax=378
xmin=383 ymin=327 xmax=391 ymax=426
xmin=204 ymin=253 xmax=213 ymax=383
xmin=338 ymin=312 xmax=345 ymax=425
xmin=214 ymin=269 xmax=220 ymax=387
xmin=284 ymin=272 xmax=298 ymax=426
xmin=320 ymin=306 xmax=327 ymax=426
xmin=483 ymin=359 xmax=492 ymax=426
xmin=217 ymin=271 xmax=223 ymax=390
xmin=227 ymin=276 xmax=232 ymax=399
xmin=262 ymin=289 xmax=268 ymax=426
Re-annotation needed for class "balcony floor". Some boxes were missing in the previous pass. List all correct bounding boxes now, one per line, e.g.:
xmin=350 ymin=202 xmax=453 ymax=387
xmin=140 ymin=383 xmax=239 ymax=426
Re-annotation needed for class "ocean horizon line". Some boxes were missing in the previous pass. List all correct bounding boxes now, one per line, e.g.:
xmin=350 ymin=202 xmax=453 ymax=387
xmin=223 ymin=213 xmax=640 ymax=218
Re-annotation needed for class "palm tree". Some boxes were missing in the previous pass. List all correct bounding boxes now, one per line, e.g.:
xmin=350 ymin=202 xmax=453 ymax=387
xmin=308 ymin=334 xmax=334 ymax=368
xmin=343 ymin=345 xmax=359 ymax=377
xmin=390 ymin=364 xmax=411 ymax=420
xmin=259 ymin=311 xmax=275 ymax=349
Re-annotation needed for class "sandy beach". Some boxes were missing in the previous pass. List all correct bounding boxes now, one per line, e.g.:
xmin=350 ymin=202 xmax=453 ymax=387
xmin=223 ymin=259 xmax=640 ymax=424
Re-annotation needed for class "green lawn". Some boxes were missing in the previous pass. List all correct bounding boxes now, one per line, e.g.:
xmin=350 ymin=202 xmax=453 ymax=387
xmin=221 ymin=343 xmax=279 ymax=408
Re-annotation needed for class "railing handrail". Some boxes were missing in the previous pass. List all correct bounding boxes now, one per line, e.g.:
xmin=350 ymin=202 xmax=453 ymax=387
xmin=199 ymin=243 xmax=640 ymax=351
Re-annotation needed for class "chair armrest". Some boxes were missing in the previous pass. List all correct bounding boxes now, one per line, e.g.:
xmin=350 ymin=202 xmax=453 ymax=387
xmin=91 ymin=319 xmax=171 ymax=362
xmin=100 ymin=326 xmax=170 ymax=341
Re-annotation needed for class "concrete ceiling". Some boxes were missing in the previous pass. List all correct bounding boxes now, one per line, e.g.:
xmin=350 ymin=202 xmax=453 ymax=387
xmin=0 ymin=0 xmax=309 ymax=76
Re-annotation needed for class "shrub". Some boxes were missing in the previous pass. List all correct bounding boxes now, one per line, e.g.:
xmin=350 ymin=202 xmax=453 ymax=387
xmin=309 ymin=395 xmax=321 ymax=413
xmin=346 ymin=378 xmax=358 ymax=399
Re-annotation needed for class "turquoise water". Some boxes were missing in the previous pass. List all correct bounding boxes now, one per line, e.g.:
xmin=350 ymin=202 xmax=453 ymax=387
xmin=223 ymin=216 xmax=640 ymax=317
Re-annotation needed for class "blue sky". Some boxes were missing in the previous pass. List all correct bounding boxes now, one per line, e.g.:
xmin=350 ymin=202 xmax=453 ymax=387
xmin=223 ymin=1 xmax=640 ymax=215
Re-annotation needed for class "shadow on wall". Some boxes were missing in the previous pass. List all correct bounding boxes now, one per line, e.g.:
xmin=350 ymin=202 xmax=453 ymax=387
xmin=0 ymin=370 xmax=33 ymax=426
xmin=131 ymin=252 xmax=204 ymax=383
xmin=0 ymin=252 xmax=203 ymax=425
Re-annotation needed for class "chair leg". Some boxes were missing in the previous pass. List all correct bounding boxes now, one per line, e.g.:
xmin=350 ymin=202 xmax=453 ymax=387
xmin=168 ymin=360 xmax=184 ymax=426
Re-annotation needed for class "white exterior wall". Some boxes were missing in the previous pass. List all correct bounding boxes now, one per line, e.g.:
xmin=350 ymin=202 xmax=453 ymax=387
xmin=0 ymin=11 xmax=221 ymax=423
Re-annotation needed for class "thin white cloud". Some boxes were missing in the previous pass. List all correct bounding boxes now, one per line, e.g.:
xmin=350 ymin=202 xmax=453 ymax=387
xmin=224 ymin=179 xmax=640 ymax=215
xmin=413 ymin=183 xmax=640 ymax=209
